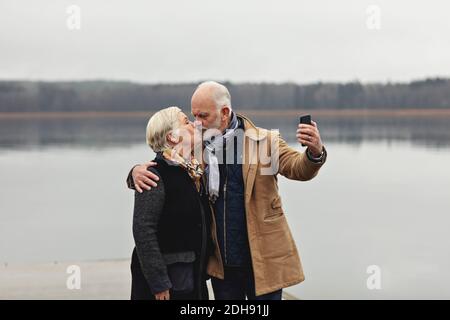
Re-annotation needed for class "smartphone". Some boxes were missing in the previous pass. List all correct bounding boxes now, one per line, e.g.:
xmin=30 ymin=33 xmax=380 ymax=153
xmin=299 ymin=115 xmax=312 ymax=146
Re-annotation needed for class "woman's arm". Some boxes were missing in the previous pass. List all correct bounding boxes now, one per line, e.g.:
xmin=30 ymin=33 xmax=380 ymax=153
xmin=132 ymin=167 xmax=172 ymax=295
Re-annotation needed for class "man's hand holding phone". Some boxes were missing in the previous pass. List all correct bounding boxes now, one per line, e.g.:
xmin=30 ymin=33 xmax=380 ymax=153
xmin=297 ymin=114 xmax=324 ymax=157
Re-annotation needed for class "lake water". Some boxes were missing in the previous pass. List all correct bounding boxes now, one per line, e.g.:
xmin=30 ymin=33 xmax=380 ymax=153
xmin=1 ymin=113 xmax=450 ymax=299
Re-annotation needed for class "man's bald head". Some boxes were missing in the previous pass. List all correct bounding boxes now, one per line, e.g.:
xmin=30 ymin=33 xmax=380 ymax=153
xmin=191 ymin=81 xmax=232 ymax=131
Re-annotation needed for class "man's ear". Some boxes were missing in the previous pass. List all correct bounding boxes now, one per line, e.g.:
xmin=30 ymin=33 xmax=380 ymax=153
xmin=221 ymin=106 xmax=231 ymax=121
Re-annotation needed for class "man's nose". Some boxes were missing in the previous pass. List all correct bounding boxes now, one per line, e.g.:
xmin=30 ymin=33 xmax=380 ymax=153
xmin=194 ymin=120 xmax=203 ymax=128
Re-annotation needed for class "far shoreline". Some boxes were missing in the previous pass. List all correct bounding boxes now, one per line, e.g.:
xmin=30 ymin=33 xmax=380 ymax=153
xmin=1 ymin=108 xmax=450 ymax=120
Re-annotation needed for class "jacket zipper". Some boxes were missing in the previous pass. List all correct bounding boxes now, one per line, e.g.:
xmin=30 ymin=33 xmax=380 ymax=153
xmin=223 ymin=166 xmax=228 ymax=265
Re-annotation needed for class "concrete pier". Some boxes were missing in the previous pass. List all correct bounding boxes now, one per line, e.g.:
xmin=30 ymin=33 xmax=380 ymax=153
xmin=0 ymin=259 xmax=298 ymax=300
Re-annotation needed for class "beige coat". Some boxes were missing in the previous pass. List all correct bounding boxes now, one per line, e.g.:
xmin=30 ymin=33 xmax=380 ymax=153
xmin=207 ymin=114 xmax=327 ymax=296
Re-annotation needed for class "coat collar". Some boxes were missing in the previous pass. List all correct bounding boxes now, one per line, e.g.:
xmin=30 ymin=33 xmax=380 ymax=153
xmin=236 ymin=113 xmax=268 ymax=142
xmin=236 ymin=113 xmax=269 ymax=202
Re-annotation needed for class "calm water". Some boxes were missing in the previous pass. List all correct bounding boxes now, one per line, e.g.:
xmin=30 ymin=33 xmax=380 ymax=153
xmin=1 ymin=114 xmax=450 ymax=299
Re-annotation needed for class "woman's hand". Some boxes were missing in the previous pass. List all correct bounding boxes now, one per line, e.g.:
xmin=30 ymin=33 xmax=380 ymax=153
xmin=155 ymin=289 xmax=170 ymax=300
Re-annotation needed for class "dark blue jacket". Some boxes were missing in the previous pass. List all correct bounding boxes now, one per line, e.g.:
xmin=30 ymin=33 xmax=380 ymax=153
xmin=213 ymin=115 xmax=251 ymax=267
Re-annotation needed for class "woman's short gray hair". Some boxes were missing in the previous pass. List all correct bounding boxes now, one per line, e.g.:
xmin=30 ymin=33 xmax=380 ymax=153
xmin=146 ymin=106 xmax=182 ymax=152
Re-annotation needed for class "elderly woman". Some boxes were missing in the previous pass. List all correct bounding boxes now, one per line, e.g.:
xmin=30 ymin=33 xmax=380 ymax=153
xmin=130 ymin=106 xmax=212 ymax=300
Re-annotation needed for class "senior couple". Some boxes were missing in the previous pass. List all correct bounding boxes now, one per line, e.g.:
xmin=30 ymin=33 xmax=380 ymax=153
xmin=129 ymin=81 xmax=327 ymax=300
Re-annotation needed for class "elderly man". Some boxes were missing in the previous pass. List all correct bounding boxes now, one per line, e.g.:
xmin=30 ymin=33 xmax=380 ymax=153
xmin=127 ymin=81 xmax=327 ymax=300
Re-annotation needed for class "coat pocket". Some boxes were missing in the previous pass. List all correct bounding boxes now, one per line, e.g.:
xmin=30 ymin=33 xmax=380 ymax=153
xmin=163 ymin=251 xmax=196 ymax=294
xmin=264 ymin=195 xmax=284 ymax=221
xmin=166 ymin=262 xmax=195 ymax=294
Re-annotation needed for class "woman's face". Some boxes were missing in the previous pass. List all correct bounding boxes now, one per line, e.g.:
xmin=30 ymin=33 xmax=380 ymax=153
xmin=171 ymin=112 xmax=197 ymax=154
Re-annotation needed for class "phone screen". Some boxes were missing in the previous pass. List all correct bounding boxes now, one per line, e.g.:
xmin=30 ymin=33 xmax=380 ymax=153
xmin=299 ymin=115 xmax=311 ymax=125
xmin=299 ymin=115 xmax=311 ymax=146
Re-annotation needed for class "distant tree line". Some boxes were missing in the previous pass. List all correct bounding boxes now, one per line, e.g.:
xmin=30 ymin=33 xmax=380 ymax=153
xmin=0 ymin=78 xmax=449 ymax=112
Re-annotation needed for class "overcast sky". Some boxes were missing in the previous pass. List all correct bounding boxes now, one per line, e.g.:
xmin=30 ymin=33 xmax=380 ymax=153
xmin=1 ymin=0 xmax=449 ymax=84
